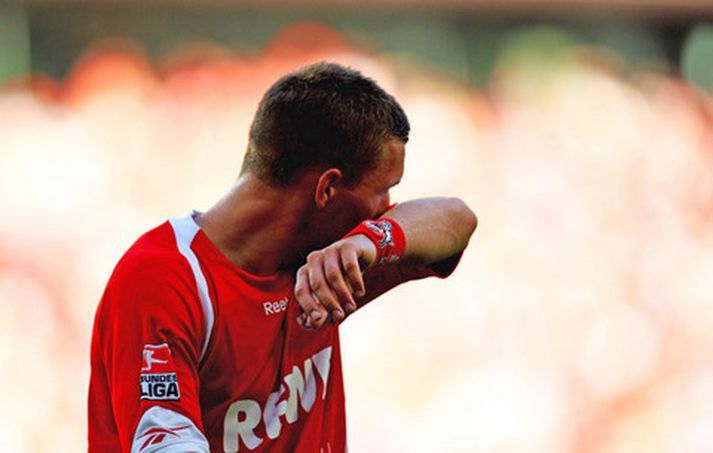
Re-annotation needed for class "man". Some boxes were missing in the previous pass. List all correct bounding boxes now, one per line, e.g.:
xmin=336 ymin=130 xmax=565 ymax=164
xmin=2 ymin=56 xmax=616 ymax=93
xmin=88 ymin=62 xmax=477 ymax=452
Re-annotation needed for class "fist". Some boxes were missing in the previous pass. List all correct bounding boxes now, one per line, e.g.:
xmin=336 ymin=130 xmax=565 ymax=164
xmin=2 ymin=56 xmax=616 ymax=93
xmin=294 ymin=235 xmax=376 ymax=328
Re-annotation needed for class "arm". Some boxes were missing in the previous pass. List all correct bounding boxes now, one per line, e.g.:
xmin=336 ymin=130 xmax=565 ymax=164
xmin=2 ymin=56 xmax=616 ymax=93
xmin=89 ymin=251 xmax=210 ymax=452
xmin=376 ymin=197 xmax=477 ymax=267
xmin=294 ymin=197 xmax=477 ymax=328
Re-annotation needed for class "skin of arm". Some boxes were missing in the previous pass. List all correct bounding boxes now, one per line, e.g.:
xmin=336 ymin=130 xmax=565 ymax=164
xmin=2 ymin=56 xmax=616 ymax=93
xmin=294 ymin=197 xmax=477 ymax=328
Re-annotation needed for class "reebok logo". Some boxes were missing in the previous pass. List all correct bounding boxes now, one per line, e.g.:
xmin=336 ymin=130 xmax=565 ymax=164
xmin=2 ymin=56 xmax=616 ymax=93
xmin=137 ymin=425 xmax=190 ymax=451
xmin=263 ymin=296 xmax=288 ymax=316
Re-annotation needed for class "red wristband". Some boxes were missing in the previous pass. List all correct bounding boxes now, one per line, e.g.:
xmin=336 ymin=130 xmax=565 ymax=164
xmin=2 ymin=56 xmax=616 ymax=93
xmin=344 ymin=218 xmax=406 ymax=266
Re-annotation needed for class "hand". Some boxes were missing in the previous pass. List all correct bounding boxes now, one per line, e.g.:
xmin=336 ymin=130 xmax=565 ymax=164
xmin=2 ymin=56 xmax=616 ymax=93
xmin=294 ymin=235 xmax=376 ymax=328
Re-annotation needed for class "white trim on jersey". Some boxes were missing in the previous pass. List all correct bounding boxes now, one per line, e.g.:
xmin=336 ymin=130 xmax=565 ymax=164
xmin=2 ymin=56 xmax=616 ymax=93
xmin=169 ymin=212 xmax=215 ymax=362
xmin=131 ymin=406 xmax=209 ymax=453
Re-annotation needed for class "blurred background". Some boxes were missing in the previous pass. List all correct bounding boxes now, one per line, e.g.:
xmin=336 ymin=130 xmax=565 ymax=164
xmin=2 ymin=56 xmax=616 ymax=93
xmin=2 ymin=1 xmax=713 ymax=451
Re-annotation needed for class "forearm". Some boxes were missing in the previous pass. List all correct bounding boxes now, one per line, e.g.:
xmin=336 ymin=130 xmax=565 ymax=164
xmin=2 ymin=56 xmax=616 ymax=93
xmin=294 ymin=197 xmax=477 ymax=328
xmin=374 ymin=197 xmax=477 ymax=267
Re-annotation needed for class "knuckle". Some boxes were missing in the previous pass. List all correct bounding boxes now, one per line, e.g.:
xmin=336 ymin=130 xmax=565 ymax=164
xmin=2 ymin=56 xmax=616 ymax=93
xmin=325 ymin=269 xmax=341 ymax=284
xmin=295 ymin=268 xmax=307 ymax=280
xmin=343 ymin=259 xmax=358 ymax=273
xmin=310 ymin=278 xmax=324 ymax=291
xmin=307 ymin=251 xmax=323 ymax=263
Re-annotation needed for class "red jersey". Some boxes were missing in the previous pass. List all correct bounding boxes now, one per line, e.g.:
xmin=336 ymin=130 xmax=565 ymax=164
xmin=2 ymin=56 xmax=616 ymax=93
xmin=89 ymin=212 xmax=458 ymax=452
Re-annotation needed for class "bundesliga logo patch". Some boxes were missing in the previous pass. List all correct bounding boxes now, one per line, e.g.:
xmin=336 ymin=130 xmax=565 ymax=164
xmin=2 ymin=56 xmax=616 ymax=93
xmin=140 ymin=343 xmax=180 ymax=401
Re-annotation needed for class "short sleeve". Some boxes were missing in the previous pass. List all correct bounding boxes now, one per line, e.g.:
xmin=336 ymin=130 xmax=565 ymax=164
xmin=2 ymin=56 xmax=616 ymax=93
xmin=91 ymin=250 xmax=208 ymax=451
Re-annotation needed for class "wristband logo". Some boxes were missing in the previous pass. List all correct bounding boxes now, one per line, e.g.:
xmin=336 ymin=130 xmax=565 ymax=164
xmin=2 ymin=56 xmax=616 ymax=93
xmin=346 ymin=218 xmax=404 ymax=266
xmin=365 ymin=220 xmax=394 ymax=248
xmin=140 ymin=343 xmax=181 ymax=401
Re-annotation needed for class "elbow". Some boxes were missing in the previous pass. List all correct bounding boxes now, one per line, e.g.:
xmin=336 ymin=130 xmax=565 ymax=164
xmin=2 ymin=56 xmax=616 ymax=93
xmin=463 ymin=201 xmax=478 ymax=236
xmin=448 ymin=197 xmax=478 ymax=249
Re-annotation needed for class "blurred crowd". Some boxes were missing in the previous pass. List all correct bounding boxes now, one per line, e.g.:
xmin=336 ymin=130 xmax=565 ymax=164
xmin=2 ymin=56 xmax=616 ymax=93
xmin=1 ymin=21 xmax=712 ymax=452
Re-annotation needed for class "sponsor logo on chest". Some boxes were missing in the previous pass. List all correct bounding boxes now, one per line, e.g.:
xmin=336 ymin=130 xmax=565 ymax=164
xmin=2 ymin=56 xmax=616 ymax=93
xmin=223 ymin=346 xmax=333 ymax=452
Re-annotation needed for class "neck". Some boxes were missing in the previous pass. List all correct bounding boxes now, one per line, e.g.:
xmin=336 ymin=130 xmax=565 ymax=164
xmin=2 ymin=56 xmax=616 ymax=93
xmin=195 ymin=175 xmax=315 ymax=276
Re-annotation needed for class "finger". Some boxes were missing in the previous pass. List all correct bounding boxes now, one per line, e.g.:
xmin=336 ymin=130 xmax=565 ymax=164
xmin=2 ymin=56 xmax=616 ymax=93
xmin=323 ymin=247 xmax=356 ymax=316
xmin=342 ymin=279 xmax=357 ymax=315
xmin=340 ymin=243 xmax=366 ymax=302
xmin=306 ymin=251 xmax=343 ymax=325
xmin=294 ymin=265 xmax=327 ymax=328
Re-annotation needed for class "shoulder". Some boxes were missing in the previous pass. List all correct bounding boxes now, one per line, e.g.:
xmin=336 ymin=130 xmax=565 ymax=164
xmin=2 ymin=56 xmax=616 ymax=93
xmin=97 ymin=222 xmax=201 ymax=328
xmin=110 ymin=222 xmax=192 ymax=287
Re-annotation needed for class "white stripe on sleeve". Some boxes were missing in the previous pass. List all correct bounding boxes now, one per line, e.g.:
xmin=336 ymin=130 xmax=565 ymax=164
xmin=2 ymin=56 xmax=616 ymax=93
xmin=131 ymin=406 xmax=209 ymax=453
xmin=169 ymin=212 xmax=215 ymax=362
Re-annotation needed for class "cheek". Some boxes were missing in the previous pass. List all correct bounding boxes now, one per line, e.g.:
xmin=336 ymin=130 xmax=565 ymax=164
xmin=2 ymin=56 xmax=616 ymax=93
xmin=375 ymin=192 xmax=390 ymax=217
xmin=344 ymin=194 xmax=373 ymax=223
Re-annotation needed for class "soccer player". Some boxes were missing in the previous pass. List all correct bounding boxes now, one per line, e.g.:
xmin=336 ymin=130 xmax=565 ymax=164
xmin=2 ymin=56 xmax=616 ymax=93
xmin=88 ymin=62 xmax=477 ymax=452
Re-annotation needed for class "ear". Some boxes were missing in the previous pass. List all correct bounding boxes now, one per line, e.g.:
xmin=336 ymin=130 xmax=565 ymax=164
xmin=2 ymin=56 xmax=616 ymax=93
xmin=314 ymin=168 xmax=343 ymax=209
